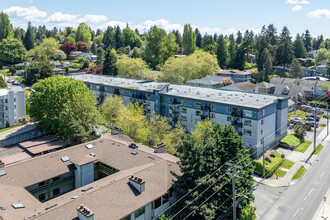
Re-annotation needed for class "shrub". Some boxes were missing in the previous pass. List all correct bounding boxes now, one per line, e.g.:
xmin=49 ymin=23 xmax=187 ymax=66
xmin=9 ymin=67 xmax=16 ymax=74
xmin=266 ymin=156 xmax=272 ymax=163
xmin=19 ymin=115 xmax=31 ymax=124
xmin=72 ymin=57 xmax=85 ymax=63
xmin=86 ymin=65 xmax=103 ymax=74
xmin=270 ymin=151 xmax=275 ymax=157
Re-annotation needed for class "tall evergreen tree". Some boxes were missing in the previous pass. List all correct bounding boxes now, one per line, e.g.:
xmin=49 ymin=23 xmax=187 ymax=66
xmin=216 ymin=35 xmax=228 ymax=69
xmin=291 ymin=58 xmax=303 ymax=78
xmin=114 ymin=25 xmax=124 ymax=49
xmin=275 ymin=26 xmax=293 ymax=70
xmin=242 ymin=30 xmax=254 ymax=62
xmin=228 ymin=39 xmax=237 ymax=68
xmin=195 ymin=28 xmax=202 ymax=48
xmin=91 ymin=42 xmax=97 ymax=54
xmin=103 ymin=47 xmax=118 ymax=75
xmin=266 ymin=24 xmax=278 ymax=45
xmin=236 ymin=31 xmax=243 ymax=44
xmin=172 ymin=29 xmax=182 ymax=47
xmin=265 ymin=50 xmax=273 ymax=80
xmin=182 ymin=24 xmax=196 ymax=55
xmin=302 ymin=29 xmax=312 ymax=52
xmin=202 ymin=35 xmax=216 ymax=54
xmin=256 ymin=35 xmax=269 ymax=71
xmin=24 ymin=22 xmax=36 ymax=51
xmin=0 ymin=76 xmax=7 ymax=88
xmin=213 ymin=33 xmax=218 ymax=42
xmin=293 ymin=34 xmax=307 ymax=58
xmin=0 ymin=12 xmax=14 ymax=41
xmin=173 ymin=122 xmax=254 ymax=219
xmin=96 ymin=47 xmax=104 ymax=66
xmin=235 ymin=44 xmax=246 ymax=70
xmin=14 ymin=27 xmax=25 ymax=42
xmin=103 ymin=26 xmax=115 ymax=49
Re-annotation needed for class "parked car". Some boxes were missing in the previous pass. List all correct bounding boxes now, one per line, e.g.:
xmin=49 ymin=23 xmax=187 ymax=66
xmin=7 ymin=79 xmax=14 ymax=83
xmin=290 ymin=117 xmax=303 ymax=123
xmin=308 ymin=114 xmax=320 ymax=121
xmin=306 ymin=121 xmax=319 ymax=128
xmin=289 ymin=123 xmax=294 ymax=129
xmin=13 ymin=81 xmax=19 ymax=85
xmin=305 ymin=117 xmax=314 ymax=121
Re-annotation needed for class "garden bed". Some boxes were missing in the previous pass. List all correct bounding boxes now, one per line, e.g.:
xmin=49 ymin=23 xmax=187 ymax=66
xmin=312 ymin=144 xmax=324 ymax=155
xmin=254 ymin=150 xmax=284 ymax=178
xmin=292 ymin=165 xmax=306 ymax=180
xmin=295 ymin=141 xmax=312 ymax=153
xmin=275 ymin=159 xmax=295 ymax=177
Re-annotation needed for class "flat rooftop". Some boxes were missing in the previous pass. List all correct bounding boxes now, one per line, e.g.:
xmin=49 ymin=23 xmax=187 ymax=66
xmin=72 ymin=75 xmax=289 ymax=109
xmin=0 ymin=136 xmax=180 ymax=220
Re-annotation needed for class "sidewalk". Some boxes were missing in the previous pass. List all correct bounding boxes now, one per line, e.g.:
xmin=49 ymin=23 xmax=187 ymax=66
xmin=254 ymin=126 xmax=329 ymax=187
xmin=313 ymin=187 xmax=330 ymax=220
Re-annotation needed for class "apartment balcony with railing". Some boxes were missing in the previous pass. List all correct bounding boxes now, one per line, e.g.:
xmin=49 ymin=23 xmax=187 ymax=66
xmin=231 ymin=109 xmax=242 ymax=117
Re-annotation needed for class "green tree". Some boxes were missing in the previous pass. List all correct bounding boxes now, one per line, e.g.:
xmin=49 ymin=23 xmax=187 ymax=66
xmin=103 ymin=26 xmax=115 ymax=49
xmin=114 ymin=25 xmax=124 ymax=50
xmin=216 ymin=35 xmax=228 ymax=68
xmin=29 ymin=76 xmax=100 ymax=144
xmin=172 ymin=29 xmax=182 ymax=47
xmin=173 ymin=122 xmax=254 ymax=219
xmin=93 ymin=34 xmax=103 ymax=45
xmin=123 ymin=27 xmax=142 ymax=49
xmin=256 ymin=35 xmax=269 ymax=72
xmin=315 ymin=48 xmax=330 ymax=63
xmin=195 ymin=28 xmax=202 ymax=48
xmin=14 ymin=27 xmax=25 ymax=42
xmin=91 ymin=42 xmax=97 ymax=54
xmin=24 ymin=57 xmax=54 ymax=86
xmin=202 ymin=35 xmax=216 ymax=54
xmin=240 ymin=204 xmax=257 ymax=220
xmin=326 ymin=59 xmax=330 ymax=77
xmin=0 ymin=12 xmax=14 ymax=41
xmin=96 ymin=47 xmax=104 ymax=65
xmin=63 ymin=36 xmax=76 ymax=44
xmin=116 ymin=57 xmax=155 ymax=80
xmin=0 ymin=37 xmax=27 ymax=64
xmin=0 ymin=76 xmax=7 ymax=88
xmin=290 ymin=58 xmax=303 ymax=78
xmin=182 ymin=24 xmax=196 ymax=55
xmin=75 ymin=22 xmax=91 ymax=43
xmin=161 ymin=51 xmax=219 ymax=83
xmin=228 ymin=39 xmax=237 ymax=68
xmin=265 ymin=53 xmax=273 ymax=80
xmin=131 ymin=47 xmax=142 ymax=58
xmin=275 ymin=26 xmax=293 ymax=70
xmin=293 ymin=34 xmax=307 ymax=58
xmin=235 ymin=44 xmax=246 ymax=70
xmin=237 ymin=31 xmax=243 ymax=44
xmin=99 ymin=95 xmax=125 ymax=128
xmin=242 ymin=30 xmax=254 ymax=61
xmin=144 ymin=25 xmax=177 ymax=69
xmin=302 ymin=29 xmax=312 ymax=52
xmin=23 ymin=22 xmax=36 ymax=51
xmin=102 ymin=47 xmax=118 ymax=75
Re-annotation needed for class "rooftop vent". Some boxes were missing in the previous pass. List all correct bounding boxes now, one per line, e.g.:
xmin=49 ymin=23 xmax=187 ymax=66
xmin=0 ymin=169 xmax=6 ymax=177
xmin=72 ymin=195 xmax=80 ymax=199
xmin=77 ymin=204 xmax=94 ymax=220
xmin=61 ymin=156 xmax=70 ymax=162
xmin=90 ymin=152 xmax=96 ymax=157
xmin=129 ymin=143 xmax=138 ymax=149
xmin=85 ymin=144 xmax=94 ymax=149
xmin=129 ymin=175 xmax=145 ymax=193
xmin=81 ymin=186 xmax=93 ymax=192
xmin=131 ymin=151 xmax=138 ymax=155
xmin=12 ymin=203 xmax=25 ymax=209
xmin=154 ymin=142 xmax=166 ymax=153
xmin=0 ymin=160 xmax=4 ymax=168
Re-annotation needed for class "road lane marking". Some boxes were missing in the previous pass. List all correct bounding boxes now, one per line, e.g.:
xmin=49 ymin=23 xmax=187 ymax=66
xmin=308 ymin=189 xmax=314 ymax=196
xmin=294 ymin=208 xmax=300 ymax=217
xmin=304 ymin=197 xmax=307 ymax=201
xmin=321 ymin=171 xmax=325 ymax=177
xmin=314 ymin=180 xmax=318 ymax=184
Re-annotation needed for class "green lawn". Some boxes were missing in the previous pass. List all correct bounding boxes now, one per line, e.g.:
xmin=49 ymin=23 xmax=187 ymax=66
xmin=288 ymin=110 xmax=307 ymax=121
xmin=0 ymin=69 xmax=8 ymax=76
xmin=292 ymin=165 xmax=306 ymax=180
xmin=295 ymin=141 xmax=312 ymax=153
xmin=312 ymin=144 xmax=324 ymax=155
xmin=320 ymin=124 xmax=326 ymax=127
xmin=281 ymin=134 xmax=301 ymax=146
xmin=0 ymin=125 xmax=23 ymax=133
xmin=254 ymin=151 xmax=284 ymax=177
xmin=275 ymin=159 xmax=295 ymax=177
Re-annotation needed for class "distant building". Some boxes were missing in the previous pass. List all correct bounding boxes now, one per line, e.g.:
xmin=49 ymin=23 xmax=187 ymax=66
xmin=298 ymin=58 xmax=313 ymax=67
xmin=186 ymin=75 xmax=230 ymax=88
xmin=0 ymin=136 xmax=180 ymax=220
xmin=216 ymin=69 xmax=251 ymax=82
xmin=220 ymin=81 xmax=258 ymax=93
xmin=0 ymin=86 xmax=26 ymax=128
xmin=256 ymin=81 xmax=275 ymax=94
xmin=308 ymin=50 xmax=318 ymax=58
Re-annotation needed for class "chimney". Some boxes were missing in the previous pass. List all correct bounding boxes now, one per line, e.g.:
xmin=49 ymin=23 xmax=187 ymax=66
xmin=77 ymin=204 xmax=94 ymax=220
xmin=113 ymin=126 xmax=123 ymax=135
xmin=129 ymin=175 xmax=145 ymax=193
xmin=154 ymin=142 xmax=166 ymax=153
xmin=129 ymin=143 xmax=138 ymax=149
xmin=0 ymin=160 xmax=4 ymax=168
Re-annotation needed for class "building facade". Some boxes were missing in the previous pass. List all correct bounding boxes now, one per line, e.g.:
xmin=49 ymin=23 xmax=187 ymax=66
xmin=73 ymin=75 xmax=289 ymax=157
xmin=0 ymin=86 xmax=26 ymax=128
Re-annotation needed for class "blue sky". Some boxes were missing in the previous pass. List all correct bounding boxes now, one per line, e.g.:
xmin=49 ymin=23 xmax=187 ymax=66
xmin=1 ymin=0 xmax=330 ymax=37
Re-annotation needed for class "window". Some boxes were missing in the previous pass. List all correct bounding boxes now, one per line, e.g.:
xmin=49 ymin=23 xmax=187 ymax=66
xmin=14 ymin=98 xmax=16 ymax=102
xmin=162 ymin=192 xmax=169 ymax=204
xmin=227 ymin=116 xmax=232 ymax=122
xmin=261 ymin=129 xmax=264 ymax=135
xmin=261 ymin=137 xmax=264 ymax=145
xmin=243 ymin=129 xmax=252 ymax=136
xmin=52 ymin=176 xmax=60 ymax=182
xmin=134 ymin=207 xmax=145 ymax=218
xmin=38 ymin=181 xmax=45 ymax=187
xmin=227 ymin=107 xmax=232 ymax=113
xmin=5 ymin=99 xmax=7 ymax=103
xmin=95 ymin=85 xmax=100 ymax=90
xmin=181 ymin=116 xmax=187 ymax=122
xmin=14 ymin=105 xmax=16 ymax=109
xmin=146 ymin=94 xmax=150 ymax=98
xmin=38 ymin=193 xmax=46 ymax=201
xmin=181 ymin=108 xmax=187 ymax=113
xmin=212 ymin=104 xmax=216 ymax=110
xmin=169 ymin=98 xmax=173 ymax=102
xmin=261 ymin=119 xmax=264 ymax=125
xmin=154 ymin=197 xmax=162 ymax=209
xmin=243 ymin=110 xmax=252 ymax=117
xmin=121 ymin=215 xmax=131 ymax=220
xmin=261 ymin=109 xmax=265 ymax=115
xmin=5 ymin=107 xmax=8 ymax=110
xmin=53 ymin=188 xmax=60 ymax=196
xmin=182 ymin=99 xmax=187 ymax=105
xmin=195 ymin=102 xmax=201 ymax=108
xmin=244 ymin=120 xmax=251 ymax=126
xmin=211 ymin=113 xmax=216 ymax=118
xmin=195 ymin=110 xmax=201 ymax=116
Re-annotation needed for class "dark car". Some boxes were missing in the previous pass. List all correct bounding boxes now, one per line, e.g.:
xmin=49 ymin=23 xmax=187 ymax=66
xmin=306 ymin=121 xmax=319 ymax=128
xmin=305 ymin=117 xmax=314 ymax=121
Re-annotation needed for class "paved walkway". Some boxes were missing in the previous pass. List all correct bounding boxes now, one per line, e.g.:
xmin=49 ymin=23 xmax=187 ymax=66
xmin=313 ymin=187 xmax=330 ymax=220
xmin=254 ymin=126 xmax=329 ymax=187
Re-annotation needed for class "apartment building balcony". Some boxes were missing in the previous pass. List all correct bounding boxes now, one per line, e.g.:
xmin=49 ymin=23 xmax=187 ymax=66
xmin=231 ymin=111 xmax=242 ymax=117
xmin=200 ymin=114 xmax=209 ymax=120
xmin=201 ymin=106 xmax=211 ymax=112
xmin=231 ymin=120 xmax=243 ymax=128
xmin=132 ymin=94 xmax=147 ymax=100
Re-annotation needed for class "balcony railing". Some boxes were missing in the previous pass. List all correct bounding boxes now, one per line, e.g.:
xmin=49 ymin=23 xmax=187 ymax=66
xmin=201 ymin=106 xmax=211 ymax=112
xmin=231 ymin=120 xmax=243 ymax=127
xmin=231 ymin=111 xmax=242 ymax=117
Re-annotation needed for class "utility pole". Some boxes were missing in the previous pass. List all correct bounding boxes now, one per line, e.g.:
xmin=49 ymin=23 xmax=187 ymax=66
xmin=327 ymin=106 xmax=329 ymax=137
xmin=314 ymin=104 xmax=317 ymax=152
xmin=225 ymin=162 xmax=243 ymax=220
xmin=262 ymin=138 xmax=265 ymax=178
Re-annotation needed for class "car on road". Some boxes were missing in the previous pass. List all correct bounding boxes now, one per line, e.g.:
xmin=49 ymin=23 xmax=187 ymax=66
xmin=290 ymin=117 xmax=303 ymax=123
xmin=306 ymin=121 xmax=319 ymax=128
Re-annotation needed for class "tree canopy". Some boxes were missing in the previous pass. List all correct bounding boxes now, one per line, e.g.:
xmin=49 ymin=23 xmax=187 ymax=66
xmin=0 ymin=37 xmax=27 ymax=64
xmin=0 ymin=12 xmax=14 ymax=41
xmin=29 ymin=76 xmax=100 ymax=143
xmin=75 ymin=22 xmax=91 ymax=43
xmin=102 ymin=47 xmax=118 ymax=75
xmin=182 ymin=24 xmax=196 ymax=55
xmin=24 ymin=57 xmax=54 ymax=86
xmin=116 ymin=57 xmax=157 ymax=80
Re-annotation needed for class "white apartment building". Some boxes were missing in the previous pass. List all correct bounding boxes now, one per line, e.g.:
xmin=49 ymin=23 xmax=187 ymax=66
xmin=0 ymin=86 xmax=26 ymax=129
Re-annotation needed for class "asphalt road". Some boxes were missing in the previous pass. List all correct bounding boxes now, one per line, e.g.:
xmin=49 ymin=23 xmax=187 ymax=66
xmin=254 ymin=139 xmax=330 ymax=220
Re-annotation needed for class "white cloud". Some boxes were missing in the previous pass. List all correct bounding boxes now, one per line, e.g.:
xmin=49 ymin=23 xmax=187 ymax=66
xmin=44 ymin=12 xmax=78 ymax=24
xmin=292 ymin=5 xmax=302 ymax=11
xmin=307 ymin=9 xmax=330 ymax=18
xmin=286 ymin=0 xmax=309 ymax=5
xmin=134 ymin=19 xmax=183 ymax=33
xmin=24 ymin=0 xmax=34 ymax=3
xmin=3 ymin=6 xmax=47 ymax=21
xmin=78 ymin=15 xmax=108 ymax=26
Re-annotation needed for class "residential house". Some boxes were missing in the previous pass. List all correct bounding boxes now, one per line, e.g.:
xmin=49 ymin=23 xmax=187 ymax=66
xmin=256 ymin=82 xmax=276 ymax=94
xmin=186 ymin=75 xmax=230 ymax=89
xmin=298 ymin=58 xmax=313 ymax=67
xmin=63 ymin=62 xmax=71 ymax=68
xmin=216 ymin=69 xmax=251 ymax=83
xmin=72 ymin=74 xmax=289 ymax=157
xmin=220 ymin=81 xmax=258 ymax=93
xmin=0 ymin=136 xmax=180 ymax=220
xmin=308 ymin=50 xmax=318 ymax=58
